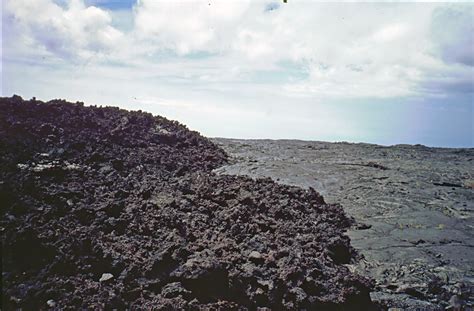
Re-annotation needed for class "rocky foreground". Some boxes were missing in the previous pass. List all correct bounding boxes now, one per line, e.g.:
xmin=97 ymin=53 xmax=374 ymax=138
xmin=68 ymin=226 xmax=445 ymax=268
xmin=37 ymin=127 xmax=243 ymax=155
xmin=1 ymin=96 xmax=374 ymax=310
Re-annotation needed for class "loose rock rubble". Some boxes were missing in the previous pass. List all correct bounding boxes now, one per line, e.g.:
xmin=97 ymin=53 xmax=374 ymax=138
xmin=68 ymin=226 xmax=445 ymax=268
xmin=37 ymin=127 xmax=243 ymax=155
xmin=1 ymin=96 xmax=374 ymax=310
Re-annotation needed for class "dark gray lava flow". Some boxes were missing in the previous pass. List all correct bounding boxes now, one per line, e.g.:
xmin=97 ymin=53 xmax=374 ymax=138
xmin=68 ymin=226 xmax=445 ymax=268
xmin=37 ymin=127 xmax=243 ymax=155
xmin=1 ymin=96 xmax=375 ymax=310
xmin=212 ymin=138 xmax=474 ymax=310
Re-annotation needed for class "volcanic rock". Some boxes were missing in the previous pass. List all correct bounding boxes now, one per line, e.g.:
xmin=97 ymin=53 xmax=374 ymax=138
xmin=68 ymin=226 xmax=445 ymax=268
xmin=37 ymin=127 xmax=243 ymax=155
xmin=1 ymin=96 xmax=374 ymax=310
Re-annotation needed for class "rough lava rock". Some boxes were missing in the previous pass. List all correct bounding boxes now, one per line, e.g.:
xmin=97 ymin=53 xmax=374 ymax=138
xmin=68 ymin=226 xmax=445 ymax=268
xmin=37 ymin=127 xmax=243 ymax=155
xmin=1 ymin=96 xmax=374 ymax=310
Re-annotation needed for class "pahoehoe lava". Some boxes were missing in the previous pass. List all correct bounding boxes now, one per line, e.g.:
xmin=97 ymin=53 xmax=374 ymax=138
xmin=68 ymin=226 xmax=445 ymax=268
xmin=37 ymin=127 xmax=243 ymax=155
xmin=1 ymin=96 xmax=374 ymax=310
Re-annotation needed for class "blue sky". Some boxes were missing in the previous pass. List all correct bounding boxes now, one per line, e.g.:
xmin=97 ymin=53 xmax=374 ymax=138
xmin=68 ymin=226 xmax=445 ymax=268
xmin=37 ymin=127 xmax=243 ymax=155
xmin=84 ymin=0 xmax=136 ymax=10
xmin=2 ymin=0 xmax=473 ymax=147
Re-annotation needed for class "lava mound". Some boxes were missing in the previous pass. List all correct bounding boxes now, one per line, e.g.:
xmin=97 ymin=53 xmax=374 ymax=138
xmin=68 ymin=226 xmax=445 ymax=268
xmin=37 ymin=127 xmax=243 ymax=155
xmin=1 ymin=96 xmax=373 ymax=310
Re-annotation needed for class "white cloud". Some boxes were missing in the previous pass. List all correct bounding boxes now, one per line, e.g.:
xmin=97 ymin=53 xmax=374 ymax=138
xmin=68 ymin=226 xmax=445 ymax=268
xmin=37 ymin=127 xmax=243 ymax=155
xmin=132 ymin=0 xmax=250 ymax=55
xmin=4 ymin=0 xmax=123 ymax=60
xmin=2 ymin=0 xmax=473 ymax=102
xmin=126 ymin=1 xmax=472 ymax=98
xmin=372 ymin=23 xmax=409 ymax=43
xmin=430 ymin=4 xmax=474 ymax=67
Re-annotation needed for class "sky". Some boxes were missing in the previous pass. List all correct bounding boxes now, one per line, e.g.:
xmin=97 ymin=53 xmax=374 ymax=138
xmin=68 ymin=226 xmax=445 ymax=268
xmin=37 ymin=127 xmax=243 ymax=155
xmin=2 ymin=0 xmax=473 ymax=147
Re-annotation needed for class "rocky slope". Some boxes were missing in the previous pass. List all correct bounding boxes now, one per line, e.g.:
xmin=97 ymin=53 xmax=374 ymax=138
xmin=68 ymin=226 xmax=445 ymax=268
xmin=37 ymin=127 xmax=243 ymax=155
xmin=1 ymin=96 xmax=374 ymax=310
